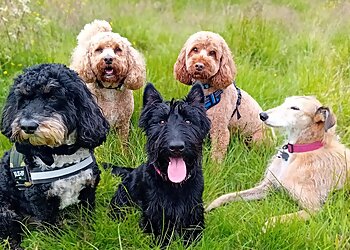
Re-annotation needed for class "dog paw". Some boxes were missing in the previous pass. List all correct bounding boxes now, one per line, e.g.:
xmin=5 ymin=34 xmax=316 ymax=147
xmin=262 ymin=216 xmax=279 ymax=233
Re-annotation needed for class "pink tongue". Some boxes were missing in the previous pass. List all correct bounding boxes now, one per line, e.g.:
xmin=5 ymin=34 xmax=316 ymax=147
xmin=167 ymin=157 xmax=187 ymax=183
xmin=105 ymin=69 xmax=113 ymax=74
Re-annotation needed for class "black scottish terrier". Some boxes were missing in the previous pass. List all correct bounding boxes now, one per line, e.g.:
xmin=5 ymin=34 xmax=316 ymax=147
xmin=0 ymin=64 xmax=109 ymax=247
xmin=108 ymin=83 xmax=211 ymax=247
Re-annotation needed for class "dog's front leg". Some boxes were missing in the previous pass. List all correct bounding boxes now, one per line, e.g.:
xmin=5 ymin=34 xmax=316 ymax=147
xmin=205 ymin=181 xmax=272 ymax=212
xmin=263 ymin=210 xmax=312 ymax=232
xmin=0 ymin=201 xmax=23 ymax=248
xmin=210 ymin=121 xmax=230 ymax=162
xmin=182 ymin=205 xmax=205 ymax=247
xmin=109 ymin=184 xmax=134 ymax=219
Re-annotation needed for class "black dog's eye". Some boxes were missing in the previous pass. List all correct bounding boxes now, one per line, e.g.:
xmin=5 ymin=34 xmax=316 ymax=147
xmin=114 ymin=47 xmax=122 ymax=53
xmin=185 ymin=119 xmax=191 ymax=124
xmin=290 ymin=106 xmax=300 ymax=110
xmin=192 ymin=47 xmax=198 ymax=53
xmin=209 ymin=50 xmax=216 ymax=57
xmin=159 ymin=120 xmax=166 ymax=125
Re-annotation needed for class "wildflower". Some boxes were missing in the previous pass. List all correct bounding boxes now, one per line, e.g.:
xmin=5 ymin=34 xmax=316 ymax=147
xmin=3 ymin=71 xmax=8 ymax=75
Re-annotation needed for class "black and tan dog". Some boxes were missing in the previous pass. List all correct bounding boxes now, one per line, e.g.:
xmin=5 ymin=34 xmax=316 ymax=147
xmin=108 ymin=83 xmax=210 ymax=247
xmin=0 ymin=64 xmax=109 ymax=247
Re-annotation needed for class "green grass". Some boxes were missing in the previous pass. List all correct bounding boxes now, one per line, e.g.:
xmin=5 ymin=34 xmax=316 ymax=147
xmin=1 ymin=0 xmax=350 ymax=249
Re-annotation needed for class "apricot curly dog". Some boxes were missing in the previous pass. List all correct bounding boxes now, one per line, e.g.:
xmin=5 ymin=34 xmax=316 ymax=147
xmin=174 ymin=31 xmax=267 ymax=162
xmin=71 ymin=20 xmax=146 ymax=142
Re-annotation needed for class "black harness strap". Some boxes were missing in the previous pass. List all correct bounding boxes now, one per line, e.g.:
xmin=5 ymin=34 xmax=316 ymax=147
xmin=231 ymin=81 xmax=242 ymax=120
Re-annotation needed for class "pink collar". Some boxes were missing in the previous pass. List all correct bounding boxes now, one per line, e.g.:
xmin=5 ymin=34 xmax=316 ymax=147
xmin=153 ymin=165 xmax=162 ymax=176
xmin=286 ymin=141 xmax=324 ymax=153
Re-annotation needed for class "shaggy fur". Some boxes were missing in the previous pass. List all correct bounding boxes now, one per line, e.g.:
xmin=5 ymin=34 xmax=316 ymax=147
xmin=206 ymin=96 xmax=350 ymax=229
xmin=71 ymin=19 xmax=146 ymax=142
xmin=0 ymin=64 xmax=109 ymax=247
xmin=174 ymin=31 xmax=267 ymax=162
xmin=108 ymin=83 xmax=210 ymax=247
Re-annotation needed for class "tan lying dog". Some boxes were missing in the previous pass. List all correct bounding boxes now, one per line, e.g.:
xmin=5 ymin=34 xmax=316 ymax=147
xmin=206 ymin=96 xmax=350 ymax=227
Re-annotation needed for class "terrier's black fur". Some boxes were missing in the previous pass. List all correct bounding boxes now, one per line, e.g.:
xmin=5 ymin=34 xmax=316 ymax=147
xmin=108 ymin=83 xmax=210 ymax=247
xmin=0 ymin=64 xmax=109 ymax=247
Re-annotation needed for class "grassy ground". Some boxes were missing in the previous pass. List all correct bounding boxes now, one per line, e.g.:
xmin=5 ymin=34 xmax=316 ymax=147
xmin=1 ymin=0 xmax=350 ymax=249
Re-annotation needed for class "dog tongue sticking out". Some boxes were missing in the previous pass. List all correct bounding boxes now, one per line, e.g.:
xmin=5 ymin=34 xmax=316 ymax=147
xmin=167 ymin=157 xmax=187 ymax=183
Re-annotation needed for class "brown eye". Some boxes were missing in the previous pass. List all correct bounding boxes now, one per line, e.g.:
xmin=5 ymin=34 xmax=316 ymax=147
xmin=95 ymin=48 xmax=103 ymax=53
xmin=192 ymin=47 xmax=198 ymax=53
xmin=114 ymin=47 xmax=122 ymax=53
xmin=209 ymin=50 xmax=216 ymax=57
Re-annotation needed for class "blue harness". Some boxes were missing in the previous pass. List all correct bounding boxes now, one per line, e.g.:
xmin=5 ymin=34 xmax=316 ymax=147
xmin=201 ymin=81 xmax=242 ymax=119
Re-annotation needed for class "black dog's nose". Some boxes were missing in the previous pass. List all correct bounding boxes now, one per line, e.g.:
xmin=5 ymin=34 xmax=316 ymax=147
xmin=259 ymin=112 xmax=269 ymax=121
xmin=195 ymin=63 xmax=204 ymax=71
xmin=20 ymin=119 xmax=39 ymax=134
xmin=169 ymin=140 xmax=185 ymax=153
xmin=104 ymin=55 xmax=113 ymax=64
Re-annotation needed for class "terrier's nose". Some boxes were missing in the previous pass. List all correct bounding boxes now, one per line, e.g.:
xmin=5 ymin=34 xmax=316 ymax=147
xmin=20 ymin=119 xmax=39 ymax=134
xmin=103 ymin=55 xmax=113 ymax=64
xmin=195 ymin=63 xmax=204 ymax=71
xmin=169 ymin=140 xmax=185 ymax=153
xmin=259 ymin=112 xmax=269 ymax=121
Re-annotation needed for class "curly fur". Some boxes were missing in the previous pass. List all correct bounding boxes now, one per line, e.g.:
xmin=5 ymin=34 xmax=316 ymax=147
xmin=70 ymin=20 xmax=146 ymax=141
xmin=0 ymin=64 xmax=109 ymax=247
xmin=174 ymin=31 xmax=268 ymax=162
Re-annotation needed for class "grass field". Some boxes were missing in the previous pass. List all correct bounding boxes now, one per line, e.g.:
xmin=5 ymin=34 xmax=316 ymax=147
xmin=1 ymin=0 xmax=350 ymax=249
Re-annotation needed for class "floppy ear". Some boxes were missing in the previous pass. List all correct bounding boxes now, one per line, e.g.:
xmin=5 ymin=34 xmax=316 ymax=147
xmin=314 ymin=106 xmax=336 ymax=132
xmin=142 ymin=83 xmax=163 ymax=108
xmin=1 ymin=87 xmax=17 ymax=138
xmin=70 ymin=46 xmax=96 ymax=83
xmin=71 ymin=77 xmax=110 ymax=148
xmin=186 ymin=83 xmax=204 ymax=107
xmin=124 ymin=47 xmax=146 ymax=90
xmin=210 ymin=40 xmax=237 ymax=89
xmin=174 ymin=45 xmax=192 ymax=85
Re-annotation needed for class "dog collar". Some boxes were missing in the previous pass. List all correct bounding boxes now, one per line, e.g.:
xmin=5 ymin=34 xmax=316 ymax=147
xmin=96 ymin=78 xmax=125 ymax=90
xmin=284 ymin=141 xmax=324 ymax=153
xmin=10 ymin=146 xmax=94 ymax=190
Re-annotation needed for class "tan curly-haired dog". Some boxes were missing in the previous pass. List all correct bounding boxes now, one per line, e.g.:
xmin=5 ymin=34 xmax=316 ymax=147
xmin=207 ymin=96 xmax=349 ymax=229
xmin=71 ymin=20 xmax=146 ymax=142
xmin=174 ymin=31 xmax=266 ymax=162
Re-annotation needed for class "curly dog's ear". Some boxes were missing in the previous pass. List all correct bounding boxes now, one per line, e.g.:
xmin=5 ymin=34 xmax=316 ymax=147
xmin=70 ymin=46 xmax=96 ymax=83
xmin=70 ymin=77 xmax=109 ymax=148
xmin=124 ymin=46 xmax=146 ymax=90
xmin=174 ymin=45 xmax=192 ymax=85
xmin=211 ymin=40 xmax=237 ymax=89
xmin=1 ymin=87 xmax=17 ymax=138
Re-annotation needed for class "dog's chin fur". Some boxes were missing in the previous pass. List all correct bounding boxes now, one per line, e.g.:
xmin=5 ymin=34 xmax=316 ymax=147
xmin=0 ymin=63 xmax=109 ymax=246
xmin=11 ymin=116 xmax=68 ymax=147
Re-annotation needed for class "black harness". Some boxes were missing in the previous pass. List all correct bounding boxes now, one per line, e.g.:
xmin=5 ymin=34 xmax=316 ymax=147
xmin=9 ymin=146 xmax=94 ymax=190
xmin=195 ymin=81 xmax=242 ymax=120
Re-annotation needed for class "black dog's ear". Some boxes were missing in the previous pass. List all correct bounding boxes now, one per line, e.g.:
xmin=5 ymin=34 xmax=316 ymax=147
xmin=143 ymin=83 xmax=163 ymax=108
xmin=1 ymin=87 xmax=17 ymax=138
xmin=68 ymin=75 xmax=110 ymax=148
xmin=186 ymin=83 xmax=204 ymax=106
xmin=314 ymin=106 xmax=336 ymax=132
